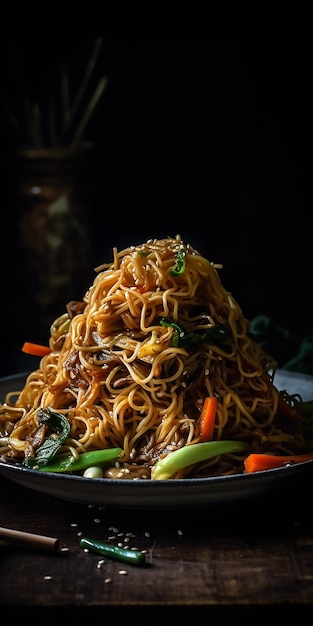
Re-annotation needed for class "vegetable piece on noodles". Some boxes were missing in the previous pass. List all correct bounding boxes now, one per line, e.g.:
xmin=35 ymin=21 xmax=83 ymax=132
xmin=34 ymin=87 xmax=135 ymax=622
xmin=199 ymin=396 xmax=218 ymax=442
xmin=152 ymin=440 xmax=249 ymax=480
xmin=21 ymin=342 xmax=52 ymax=356
xmin=244 ymin=452 xmax=313 ymax=473
xmin=160 ymin=317 xmax=229 ymax=348
xmin=170 ymin=249 xmax=186 ymax=276
xmin=26 ymin=408 xmax=70 ymax=467
xmin=35 ymin=448 xmax=122 ymax=473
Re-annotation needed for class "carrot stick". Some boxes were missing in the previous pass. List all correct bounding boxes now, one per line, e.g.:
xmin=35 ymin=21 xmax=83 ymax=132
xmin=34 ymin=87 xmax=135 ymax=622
xmin=21 ymin=342 xmax=52 ymax=357
xmin=244 ymin=451 xmax=313 ymax=473
xmin=199 ymin=396 xmax=217 ymax=442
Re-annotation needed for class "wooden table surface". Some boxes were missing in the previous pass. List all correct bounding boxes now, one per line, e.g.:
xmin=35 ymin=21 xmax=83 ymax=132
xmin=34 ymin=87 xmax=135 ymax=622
xmin=1 ymin=461 xmax=312 ymax=623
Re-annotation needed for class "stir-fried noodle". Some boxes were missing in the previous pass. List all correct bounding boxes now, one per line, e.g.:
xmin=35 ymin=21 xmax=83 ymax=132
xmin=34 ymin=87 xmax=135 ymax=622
xmin=0 ymin=236 xmax=311 ymax=478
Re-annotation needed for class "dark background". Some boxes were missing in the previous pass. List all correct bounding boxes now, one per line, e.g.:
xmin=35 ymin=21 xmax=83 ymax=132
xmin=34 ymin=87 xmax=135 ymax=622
xmin=0 ymin=36 xmax=311 ymax=376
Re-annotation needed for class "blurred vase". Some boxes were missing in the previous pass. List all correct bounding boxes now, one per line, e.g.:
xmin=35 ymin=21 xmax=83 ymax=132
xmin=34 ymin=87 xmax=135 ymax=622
xmin=15 ymin=142 xmax=95 ymax=341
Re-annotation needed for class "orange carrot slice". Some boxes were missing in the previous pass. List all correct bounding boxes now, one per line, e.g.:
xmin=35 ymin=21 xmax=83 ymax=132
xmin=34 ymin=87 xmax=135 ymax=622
xmin=199 ymin=396 xmax=218 ymax=442
xmin=21 ymin=342 xmax=52 ymax=357
xmin=244 ymin=452 xmax=313 ymax=473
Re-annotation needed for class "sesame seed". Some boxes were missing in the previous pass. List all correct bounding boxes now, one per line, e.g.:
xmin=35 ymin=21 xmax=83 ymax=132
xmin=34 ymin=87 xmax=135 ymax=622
xmin=119 ymin=570 xmax=127 ymax=575
xmin=104 ymin=578 xmax=112 ymax=584
xmin=44 ymin=575 xmax=52 ymax=580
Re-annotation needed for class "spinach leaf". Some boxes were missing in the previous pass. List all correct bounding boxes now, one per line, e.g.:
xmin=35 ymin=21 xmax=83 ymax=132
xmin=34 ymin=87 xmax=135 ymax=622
xmin=26 ymin=408 xmax=71 ymax=467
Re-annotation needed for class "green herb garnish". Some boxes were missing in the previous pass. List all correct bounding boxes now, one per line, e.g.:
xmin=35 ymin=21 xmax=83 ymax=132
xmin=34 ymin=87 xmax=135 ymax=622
xmin=170 ymin=249 xmax=186 ymax=276
xmin=160 ymin=317 xmax=229 ymax=348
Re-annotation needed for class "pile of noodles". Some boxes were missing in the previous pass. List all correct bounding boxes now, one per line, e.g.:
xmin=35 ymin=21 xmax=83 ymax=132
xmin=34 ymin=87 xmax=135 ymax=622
xmin=0 ymin=236 xmax=310 ymax=479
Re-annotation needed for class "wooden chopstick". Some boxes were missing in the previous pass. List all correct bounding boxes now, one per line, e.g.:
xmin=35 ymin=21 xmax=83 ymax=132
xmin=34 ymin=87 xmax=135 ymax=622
xmin=0 ymin=526 xmax=59 ymax=551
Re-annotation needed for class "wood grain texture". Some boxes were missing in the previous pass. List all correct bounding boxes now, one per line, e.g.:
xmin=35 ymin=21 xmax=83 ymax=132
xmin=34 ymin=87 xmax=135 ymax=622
xmin=0 ymin=467 xmax=312 ymax=620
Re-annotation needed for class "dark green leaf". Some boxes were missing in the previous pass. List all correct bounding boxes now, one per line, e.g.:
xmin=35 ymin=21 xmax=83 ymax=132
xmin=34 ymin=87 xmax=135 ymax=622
xmin=26 ymin=408 xmax=71 ymax=467
xmin=160 ymin=317 xmax=229 ymax=348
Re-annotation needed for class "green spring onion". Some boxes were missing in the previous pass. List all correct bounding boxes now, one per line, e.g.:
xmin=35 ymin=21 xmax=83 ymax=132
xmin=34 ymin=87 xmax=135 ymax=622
xmin=170 ymin=249 xmax=186 ymax=276
xmin=80 ymin=537 xmax=146 ymax=566
xmin=36 ymin=448 xmax=122 ymax=473
xmin=152 ymin=440 xmax=249 ymax=480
